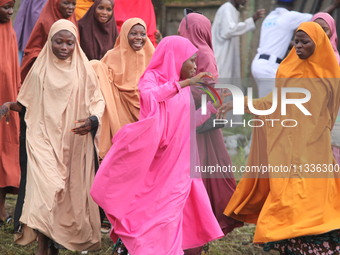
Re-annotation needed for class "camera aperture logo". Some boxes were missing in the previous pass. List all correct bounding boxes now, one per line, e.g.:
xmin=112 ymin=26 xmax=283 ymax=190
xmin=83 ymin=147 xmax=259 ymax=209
xmin=201 ymin=84 xmax=312 ymax=128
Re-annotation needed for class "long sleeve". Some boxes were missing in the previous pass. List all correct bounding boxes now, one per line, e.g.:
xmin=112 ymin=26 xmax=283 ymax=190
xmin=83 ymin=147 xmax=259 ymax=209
xmin=221 ymin=17 xmax=255 ymax=40
xmin=139 ymin=71 xmax=182 ymax=103
xmin=215 ymin=3 xmax=255 ymax=40
xmin=88 ymin=74 xmax=105 ymax=125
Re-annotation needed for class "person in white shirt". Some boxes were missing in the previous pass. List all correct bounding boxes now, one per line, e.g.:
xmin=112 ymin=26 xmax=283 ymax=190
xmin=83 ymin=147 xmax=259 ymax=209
xmin=212 ymin=0 xmax=265 ymax=81
xmin=252 ymin=0 xmax=340 ymax=98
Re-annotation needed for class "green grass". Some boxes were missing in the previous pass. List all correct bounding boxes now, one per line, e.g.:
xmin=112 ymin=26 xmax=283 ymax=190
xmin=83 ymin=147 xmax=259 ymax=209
xmin=0 ymin=194 xmax=113 ymax=255
xmin=0 ymin=131 xmax=272 ymax=255
xmin=0 ymin=123 xmax=277 ymax=254
xmin=224 ymin=114 xmax=253 ymax=180
xmin=231 ymin=146 xmax=249 ymax=180
xmin=0 ymin=128 xmax=279 ymax=255
xmin=1 ymin=194 xmax=278 ymax=255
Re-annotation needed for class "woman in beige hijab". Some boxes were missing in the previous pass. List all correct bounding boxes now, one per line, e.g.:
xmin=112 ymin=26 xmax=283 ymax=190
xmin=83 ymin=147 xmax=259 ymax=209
xmin=91 ymin=17 xmax=154 ymax=159
xmin=0 ymin=19 xmax=104 ymax=255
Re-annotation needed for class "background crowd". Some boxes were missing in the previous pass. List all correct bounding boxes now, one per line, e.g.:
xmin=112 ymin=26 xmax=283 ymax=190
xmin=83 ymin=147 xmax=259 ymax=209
xmin=1 ymin=0 xmax=340 ymax=255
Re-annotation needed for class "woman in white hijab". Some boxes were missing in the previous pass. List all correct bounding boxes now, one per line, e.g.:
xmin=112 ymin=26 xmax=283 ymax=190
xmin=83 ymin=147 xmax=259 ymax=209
xmin=0 ymin=19 xmax=105 ymax=255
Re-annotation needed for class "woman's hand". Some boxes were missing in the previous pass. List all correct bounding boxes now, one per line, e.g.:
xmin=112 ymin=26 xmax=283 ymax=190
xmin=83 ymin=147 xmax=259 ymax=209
xmin=179 ymin=72 xmax=215 ymax=88
xmin=216 ymin=101 xmax=233 ymax=119
xmin=213 ymin=89 xmax=232 ymax=108
xmin=189 ymin=72 xmax=215 ymax=86
xmin=0 ymin=103 xmax=10 ymax=124
xmin=71 ymin=118 xmax=92 ymax=136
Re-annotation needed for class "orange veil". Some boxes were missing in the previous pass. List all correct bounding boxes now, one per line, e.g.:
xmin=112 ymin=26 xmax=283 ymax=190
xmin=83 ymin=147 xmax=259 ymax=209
xmin=225 ymin=22 xmax=340 ymax=243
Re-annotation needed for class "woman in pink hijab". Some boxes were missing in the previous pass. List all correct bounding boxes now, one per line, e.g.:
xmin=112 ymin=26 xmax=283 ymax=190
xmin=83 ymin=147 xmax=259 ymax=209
xmin=312 ymin=12 xmax=340 ymax=64
xmin=312 ymin=12 xmax=340 ymax=166
xmin=91 ymin=35 xmax=223 ymax=254
xmin=178 ymin=12 xmax=243 ymax=255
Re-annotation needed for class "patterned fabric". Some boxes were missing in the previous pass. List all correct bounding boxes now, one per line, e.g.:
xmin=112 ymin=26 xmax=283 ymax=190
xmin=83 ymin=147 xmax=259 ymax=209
xmin=112 ymin=238 xmax=129 ymax=255
xmin=263 ymin=230 xmax=340 ymax=254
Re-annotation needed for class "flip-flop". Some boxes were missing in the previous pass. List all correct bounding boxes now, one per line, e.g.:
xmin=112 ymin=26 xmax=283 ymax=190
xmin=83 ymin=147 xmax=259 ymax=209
xmin=0 ymin=216 xmax=12 ymax=227
xmin=101 ymin=219 xmax=111 ymax=234
xmin=5 ymin=216 xmax=12 ymax=224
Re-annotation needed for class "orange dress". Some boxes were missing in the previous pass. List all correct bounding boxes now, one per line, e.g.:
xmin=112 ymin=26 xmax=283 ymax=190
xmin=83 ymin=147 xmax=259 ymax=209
xmin=74 ymin=0 xmax=94 ymax=20
xmin=225 ymin=22 xmax=340 ymax=243
xmin=91 ymin=18 xmax=154 ymax=159
xmin=0 ymin=5 xmax=20 ymax=191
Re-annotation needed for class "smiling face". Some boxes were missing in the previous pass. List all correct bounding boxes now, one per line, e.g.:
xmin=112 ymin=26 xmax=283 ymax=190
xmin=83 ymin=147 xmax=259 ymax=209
xmin=95 ymin=0 xmax=113 ymax=23
xmin=314 ymin=18 xmax=332 ymax=39
xmin=51 ymin=30 xmax=76 ymax=60
xmin=180 ymin=54 xmax=197 ymax=80
xmin=58 ymin=0 xmax=76 ymax=19
xmin=294 ymin=31 xmax=316 ymax=59
xmin=0 ymin=1 xmax=14 ymax=23
xmin=127 ymin=24 xmax=147 ymax=51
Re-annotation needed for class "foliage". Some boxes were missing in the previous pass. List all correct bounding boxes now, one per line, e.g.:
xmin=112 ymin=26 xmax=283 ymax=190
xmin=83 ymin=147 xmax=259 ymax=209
xmin=0 ymin=194 xmax=279 ymax=255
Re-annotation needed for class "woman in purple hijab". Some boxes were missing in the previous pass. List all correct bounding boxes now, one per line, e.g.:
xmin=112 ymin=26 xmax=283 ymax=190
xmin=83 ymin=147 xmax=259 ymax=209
xmin=78 ymin=0 xmax=118 ymax=60
xmin=178 ymin=12 xmax=243 ymax=255
xmin=14 ymin=0 xmax=47 ymax=61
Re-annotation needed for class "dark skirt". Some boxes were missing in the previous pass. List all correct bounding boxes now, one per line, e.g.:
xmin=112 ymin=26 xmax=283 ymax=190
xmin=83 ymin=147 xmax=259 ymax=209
xmin=197 ymin=129 xmax=243 ymax=235
xmin=263 ymin=229 xmax=340 ymax=255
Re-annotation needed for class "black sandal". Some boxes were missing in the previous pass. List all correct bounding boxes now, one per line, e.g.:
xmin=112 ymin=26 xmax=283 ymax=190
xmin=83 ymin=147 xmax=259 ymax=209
xmin=0 ymin=216 xmax=12 ymax=227
xmin=101 ymin=218 xmax=111 ymax=234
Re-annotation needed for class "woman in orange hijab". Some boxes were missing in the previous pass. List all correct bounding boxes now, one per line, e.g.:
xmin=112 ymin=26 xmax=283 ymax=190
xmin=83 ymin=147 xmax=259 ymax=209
xmin=91 ymin=18 xmax=154 ymax=159
xmin=0 ymin=0 xmax=20 ymax=226
xmin=222 ymin=22 xmax=340 ymax=254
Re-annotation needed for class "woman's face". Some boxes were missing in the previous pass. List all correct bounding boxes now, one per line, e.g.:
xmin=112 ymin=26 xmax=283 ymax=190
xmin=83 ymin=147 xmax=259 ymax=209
xmin=294 ymin=31 xmax=316 ymax=59
xmin=58 ymin=0 xmax=76 ymax=19
xmin=51 ymin=30 xmax=76 ymax=60
xmin=128 ymin=24 xmax=147 ymax=51
xmin=180 ymin=54 xmax=197 ymax=80
xmin=314 ymin=18 xmax=332 ymax=39
xmin=95 ymin=0 xmax=113 ymax=23
xmin=0 ymin=1 xmax=14 ymax=23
